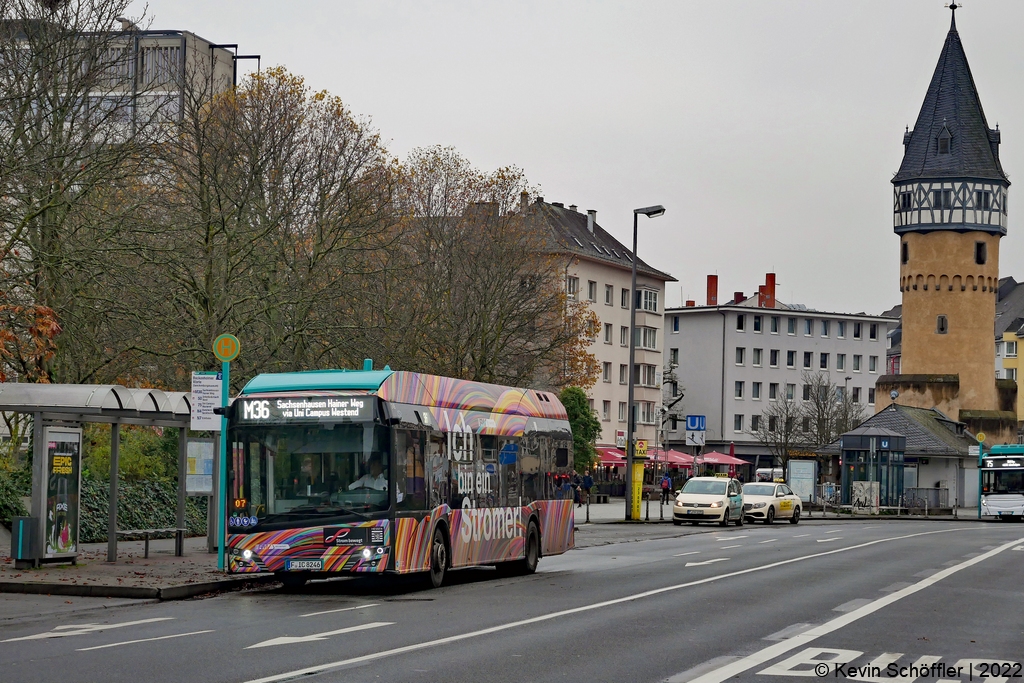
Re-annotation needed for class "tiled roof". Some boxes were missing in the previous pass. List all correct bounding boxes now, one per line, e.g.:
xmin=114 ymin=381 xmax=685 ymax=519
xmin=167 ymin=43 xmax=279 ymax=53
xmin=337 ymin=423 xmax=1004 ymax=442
xmin=818 ymin=404 xmax=975 ymax=457
xmin=529 ymin=200 xmax=675 ymax=282
xmin=893 ymin=15 xmax=1007 ymax=184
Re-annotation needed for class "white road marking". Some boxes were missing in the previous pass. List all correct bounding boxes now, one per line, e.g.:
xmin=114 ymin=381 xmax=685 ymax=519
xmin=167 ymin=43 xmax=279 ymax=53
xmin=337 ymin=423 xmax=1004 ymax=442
xmin=1013 ymin=545 xmax=1024 ymax=551
xmin=717 ymin=536 xmax=747 ymax=540
xmin=762 ymin=623 xmax=813 ymax=642
xmin=677 ymin=536 xmax=1024 ymax=683
xmin=826 ymin=529 xmax=843 ymax=534
xmin=2 ymin=617 xmax=174 ymax=642
xmin=76 ymin=630 xmax=214 ymax=651
xmin=242 ymin=527 xmax=975 ymax=683
xmin=685 ymin=558 xmax=730 ymax=567
xmin=720 ymin=545 xmax=743 ymax=549
xmin=299 ymin=603 xmax=378 ymax=618
xmin=673 ymin=551 xmax=701 ymax=557
xmin=246 ymin=622 xmax=392 ymax=649
xmin=817 ymin=538 xmax=841 ymax=543
xmin=794 ymin=534 xmax=809 ymax=538
xmin=758 ymin=539 xmax=777 ymax=544
xmin=833 ymin=598 xmax=873 ymax=612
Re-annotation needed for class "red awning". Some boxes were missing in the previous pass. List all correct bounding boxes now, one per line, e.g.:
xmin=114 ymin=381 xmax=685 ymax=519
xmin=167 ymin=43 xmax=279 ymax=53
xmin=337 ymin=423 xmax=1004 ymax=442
xmin=596 ymin=447 xmax=626 ymax=466
xmin=699 ymin=451 xmax=748 ymax=465
xmin=644 ymin=449 xmax=694 ymax=466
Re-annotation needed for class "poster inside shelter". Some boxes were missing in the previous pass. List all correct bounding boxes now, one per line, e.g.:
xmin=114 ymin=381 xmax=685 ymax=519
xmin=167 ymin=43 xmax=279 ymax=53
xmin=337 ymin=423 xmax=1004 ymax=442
xmin=45 ymin=428 xmax=82 ymax=557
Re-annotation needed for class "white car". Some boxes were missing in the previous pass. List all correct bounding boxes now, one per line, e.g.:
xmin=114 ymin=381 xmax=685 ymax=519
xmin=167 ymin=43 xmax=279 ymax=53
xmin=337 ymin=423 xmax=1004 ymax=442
xmin=672 ymin=476 xmax=744 ymax=526
xmin=742 ymin=482 xmax=802 ymax=524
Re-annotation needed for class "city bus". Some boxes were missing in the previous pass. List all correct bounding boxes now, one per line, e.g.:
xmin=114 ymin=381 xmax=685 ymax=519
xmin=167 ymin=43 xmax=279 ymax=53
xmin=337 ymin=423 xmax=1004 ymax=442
xmin=223 ymin=366 xmax=575 ymax=587
xmin=981 ymin=445 xmax=1024 ymax=521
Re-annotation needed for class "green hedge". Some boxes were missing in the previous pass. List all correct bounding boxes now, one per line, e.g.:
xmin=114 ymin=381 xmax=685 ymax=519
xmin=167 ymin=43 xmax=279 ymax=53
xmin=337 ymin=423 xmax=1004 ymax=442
xmin=79 ymin=479 xmax=209 ymax=543
xmin=0 ymin=470 xmax=27 ymax=526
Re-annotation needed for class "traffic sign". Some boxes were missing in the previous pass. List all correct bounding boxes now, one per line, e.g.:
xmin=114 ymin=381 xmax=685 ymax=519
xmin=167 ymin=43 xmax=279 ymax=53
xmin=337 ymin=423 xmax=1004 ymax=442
xmin=976 ymin=432 xmax=986 ymax=443
xmin=212 ymin=334 xmax=240 ymax=362
xmin=686 ymin=415 xmax=706 ymax=431
xmin=685 ymin=430 xmax=706 ymax=446
xmin=969 ymin=445 xmax=981 ymax=457
xmin=634 ymin=439 xmax=648 ymax=458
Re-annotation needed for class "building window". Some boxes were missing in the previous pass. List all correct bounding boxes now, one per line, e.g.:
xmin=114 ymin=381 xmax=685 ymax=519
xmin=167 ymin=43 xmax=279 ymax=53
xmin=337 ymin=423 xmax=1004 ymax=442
xmin=671 ymin=381 xmax=680 ymax=397
xmin=938 ymin=136 xmax=950 ymax=155
xmin=640 ymin=402 xmax=656 ymax=425
xmin=735 ymin=381 xmax=744 ymax=399
xmin=640 ymin=364 xmax=658 ymax=387
xmin=852 ymin=387 xmax=861 ymax=404
xmin=1008 ymin=368 xmax=1018 ymax=381
xmin=802 ymin=384 xmax=811 ymax=401
xmin=770 ymin=349 xmax=779 ymax=367
xmin=803 ymin=351 xmax=812 ymax=369
xmin=618 ymin=402 xmax=627 ymax=422
xmin=837 ymin=321 xmax=846 ymax=339
xmin=602 ymin=401 xmax=611 ymax=421
xmin=786 ymin=350 xmax=795 ymax=368
xmin=936 ymin=315 xmax=948 ymax=334
xmin=672 ymin=316 xmax=679 ymax=332
xmin=900 ymin=192 xmax=913 ymax=210
xmin=619 ymin=364 xmax=628 ymax=384
xmin=604 ymin=284 xmax=614 ymax=305
xmin=635 ymin=327 xmax=658 ymax=350
xmin=767 ymin=415 xmax=778 ymax=432
xmin=636 ymin=290 xmax=658 ymax=312
xmin=901 ymin=241 xmax=909 ymax=264
xmin=734 ymin=414 xmax=744 ymax=432
xmin=868 ymin=388 xmax=875 ymax=404
xmin=602 ymin=362 xmax=612 ymax=383
xmin=801 ymin=416 xmax=810 ymax=432
xmin=752 ymin=382 xmax=762 ymax=400
xmin=932 ymin=189 xmax=952 ymax=208
xmin=588 ymin=281 xmax=597 ymax=302
xmin=869 ymin=323 xmax=878 ymax=341
xmin=736 ymin=347 xmax=745 ymax=365
xmin=1008 ymin=341 xmax=1018 ymax=358
xmin=566 ymin=276 xmax=579 ymax=300
xmin=670 ymin=415 xmax=678 ymax=430
xmin=804 ymin=319 xmax=813 ymax=336
xmin=669 ymin=348 xmax=679 ymax=365
xmin=770 ymin=316 xmax=779 ymax=334
xmin=837 ymin=353 xmax=846 ymax=371
xmin=620 ymin=326 xmax=629 ymax=346
xmin=604 ymin=323 xmax=613 ymax=344
xmin=853 ymin=322 xmax=862 ymax=340
xmin=853 ymin=354 xmax=862 ymax=372
xmin=820 ymin=353 xmax=829 ymax=370
xmin=588 ymin=398 xmax=594 ymax=412
xmin=821 ymin=320 xmax=830 ymax=337
xmin=753 ymin=315 xmax=762 ymax=332
xmin=976 ymin=241 xmax=987 ymax=265
xmin=736 ymin=314 xmax=745 ymax=331
xmin=751 ymin=414 xmax=761 ymax=431
xmin=769 ymin=383 xmax=778 ymax=400
xmin=869 ymin=355 xmax=878 ymax=373
xmin=753 ymin=348 xmax=763 ymax=366
xmin=786 ymin=383 xmax=795 ymax=401
xmin=787 ymin=318 xmax=796 ymax=335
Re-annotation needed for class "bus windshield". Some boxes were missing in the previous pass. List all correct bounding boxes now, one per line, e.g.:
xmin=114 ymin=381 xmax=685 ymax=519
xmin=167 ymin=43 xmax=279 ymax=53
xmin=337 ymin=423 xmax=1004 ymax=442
xmin=982 ymin=468 xmax=1024 ymax=495
xmin=230 ymin=422 xmax=392 ymax=526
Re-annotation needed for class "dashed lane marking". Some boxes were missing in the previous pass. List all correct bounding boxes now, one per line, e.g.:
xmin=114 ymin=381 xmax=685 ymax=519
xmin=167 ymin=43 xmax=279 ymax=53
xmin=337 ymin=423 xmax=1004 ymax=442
xmin=816 ymin=538 xmax=841 ymax=543
xmin=2 ymin=617 xmax=174 ymax=642
xmin=825 ymin=529 xmax=843 ymax=534
xmin=673 ymin=552 xmax=701 ymax=557
xmin=300 ymin=603 xmax=378 ymax=618
xmin=794 ymin=534 xmax=809 ymax=538
xmin=246 ymin=622 xmax=393 ymax=649
xmin=759 ymin=539 xmax=778 ymax=544
xmin=685 ymin=558 xmax=730 ymax=567
xmin=720 ymin=545 xmax=743 ymax=549
xmin=77 ymin=630 xmax=214 ymax=651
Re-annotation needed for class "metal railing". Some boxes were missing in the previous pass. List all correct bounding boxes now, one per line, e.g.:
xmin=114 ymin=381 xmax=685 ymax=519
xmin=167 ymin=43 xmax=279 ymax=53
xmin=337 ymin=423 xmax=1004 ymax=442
xmin=903 ymin=487 xmax=949 ymax=510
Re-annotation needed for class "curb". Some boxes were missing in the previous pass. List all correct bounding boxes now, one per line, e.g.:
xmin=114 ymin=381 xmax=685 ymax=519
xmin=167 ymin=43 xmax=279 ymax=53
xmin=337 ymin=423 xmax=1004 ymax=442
xmin=577 ymin=514 xmax=989 ymax=525
xmin=0 ymin=575 xmax=278 ymax=601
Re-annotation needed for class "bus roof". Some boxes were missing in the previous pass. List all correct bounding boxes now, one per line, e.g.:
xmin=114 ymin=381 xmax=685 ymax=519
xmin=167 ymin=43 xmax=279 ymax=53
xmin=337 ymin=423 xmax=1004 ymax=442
xmin=239 ymin=369 xmax=567 ymax=420
xmin=985 ymin=445 xmax=1024 ymax=455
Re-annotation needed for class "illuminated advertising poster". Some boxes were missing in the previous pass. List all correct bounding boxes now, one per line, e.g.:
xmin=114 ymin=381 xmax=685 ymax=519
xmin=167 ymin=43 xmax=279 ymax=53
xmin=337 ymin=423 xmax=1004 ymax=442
xmin=44 ymin=427 xmax=82 ymax=558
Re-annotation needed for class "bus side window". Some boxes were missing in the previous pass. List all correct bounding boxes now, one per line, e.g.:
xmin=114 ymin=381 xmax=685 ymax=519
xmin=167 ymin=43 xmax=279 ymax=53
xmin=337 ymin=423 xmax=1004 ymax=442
xmin=499 ymin=437 xmax=519 ymax=507
xmin=427 ymin=432 xmax=448 ymax=508
xmin=520 ymin=433 xmax=540 ymax=504
xmin=395 ymin=429 xmax=426 ymax=510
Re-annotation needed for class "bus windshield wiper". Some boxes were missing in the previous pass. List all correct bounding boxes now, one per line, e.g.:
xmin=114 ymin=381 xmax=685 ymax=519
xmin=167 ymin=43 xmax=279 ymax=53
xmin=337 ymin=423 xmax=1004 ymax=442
xmin=265 ymin=505 xmax=369 ymax=520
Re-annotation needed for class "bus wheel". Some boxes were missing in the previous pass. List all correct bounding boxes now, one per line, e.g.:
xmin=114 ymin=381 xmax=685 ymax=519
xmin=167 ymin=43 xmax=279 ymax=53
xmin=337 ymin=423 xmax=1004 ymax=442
xmin=522 ymin=521 xmax=540 ymax=574
xmin=429 ymin=527 xmax=448 ymax=588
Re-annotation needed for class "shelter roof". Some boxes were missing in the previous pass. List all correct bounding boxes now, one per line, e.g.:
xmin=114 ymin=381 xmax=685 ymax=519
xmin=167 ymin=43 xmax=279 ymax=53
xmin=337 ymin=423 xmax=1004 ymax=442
xmin=0 ymin=384 xmax=190 ymax=426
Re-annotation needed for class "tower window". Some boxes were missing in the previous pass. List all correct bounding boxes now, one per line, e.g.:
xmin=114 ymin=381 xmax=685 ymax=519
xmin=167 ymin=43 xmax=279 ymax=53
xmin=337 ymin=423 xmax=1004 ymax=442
xmin=975 ymin=191 xmax=991 ymax=210
xmin=899 ymin=192 xmax=912 ymax=210
xmin=932 ymin=190 xmax=952 ymax=209
xmin=938 ymin=137 xmax=950 ymax=154
xmin=936 ymin=315 xmax=948 ymax=335
xmin=901 ymin=241 xmax=909 ymax=264
xmin=975 ymin=241 xmax=987 ymax=265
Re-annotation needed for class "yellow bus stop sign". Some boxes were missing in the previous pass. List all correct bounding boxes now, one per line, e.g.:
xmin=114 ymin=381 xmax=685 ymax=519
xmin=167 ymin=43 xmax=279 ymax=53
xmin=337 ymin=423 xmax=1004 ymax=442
xmin=212 ymin=334 xmax=240 ymax=363
xmin=976 ymin=432 xmax=986 ymax=443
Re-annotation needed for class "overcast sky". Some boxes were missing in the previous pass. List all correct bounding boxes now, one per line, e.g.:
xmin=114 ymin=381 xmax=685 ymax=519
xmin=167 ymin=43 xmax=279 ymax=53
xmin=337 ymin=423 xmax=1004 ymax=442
xmin=130 ymin=0 xmax=1024 ymax=315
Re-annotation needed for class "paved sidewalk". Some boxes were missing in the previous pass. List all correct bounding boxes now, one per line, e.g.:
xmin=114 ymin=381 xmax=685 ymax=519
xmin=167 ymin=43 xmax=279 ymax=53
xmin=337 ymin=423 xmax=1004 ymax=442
xmin=0 ymin=535 xmax=273 ymax=600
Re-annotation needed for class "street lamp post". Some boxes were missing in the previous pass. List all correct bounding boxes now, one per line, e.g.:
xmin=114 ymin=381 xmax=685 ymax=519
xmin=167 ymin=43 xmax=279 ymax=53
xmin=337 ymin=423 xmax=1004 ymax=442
xmin=626 ymin=204 xmax=665 ymax=521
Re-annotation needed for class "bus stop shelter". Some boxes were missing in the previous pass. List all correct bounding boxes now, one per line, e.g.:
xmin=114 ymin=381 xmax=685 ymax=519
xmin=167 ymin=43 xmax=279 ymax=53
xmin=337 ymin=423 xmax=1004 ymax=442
xmin=0 ymin=383 xmax=192 ymax=566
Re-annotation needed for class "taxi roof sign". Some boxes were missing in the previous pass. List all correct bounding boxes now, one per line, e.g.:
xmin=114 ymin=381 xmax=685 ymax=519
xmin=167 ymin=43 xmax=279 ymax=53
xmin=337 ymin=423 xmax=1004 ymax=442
xmin=213 ymin=334 xmax=240 ymax=362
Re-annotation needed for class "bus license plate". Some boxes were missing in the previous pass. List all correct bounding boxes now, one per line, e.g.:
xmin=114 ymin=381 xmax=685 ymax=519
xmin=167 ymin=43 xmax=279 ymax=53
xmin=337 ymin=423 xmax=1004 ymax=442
xmin=286 ymin=559 xmax=323 ymax=571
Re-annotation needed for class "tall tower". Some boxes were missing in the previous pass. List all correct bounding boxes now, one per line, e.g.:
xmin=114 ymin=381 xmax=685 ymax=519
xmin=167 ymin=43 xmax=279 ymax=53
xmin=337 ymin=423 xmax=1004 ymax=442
xmin=893 ymin=6 xmax=1008 ymax=412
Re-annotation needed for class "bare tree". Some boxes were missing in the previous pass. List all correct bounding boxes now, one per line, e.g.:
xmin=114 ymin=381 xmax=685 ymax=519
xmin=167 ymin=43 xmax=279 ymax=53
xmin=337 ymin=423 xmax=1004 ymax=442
xmin=800 ymin=371 xmax=867 ymax=448
xmin=747 ymin=396 xmax=808 ymax=474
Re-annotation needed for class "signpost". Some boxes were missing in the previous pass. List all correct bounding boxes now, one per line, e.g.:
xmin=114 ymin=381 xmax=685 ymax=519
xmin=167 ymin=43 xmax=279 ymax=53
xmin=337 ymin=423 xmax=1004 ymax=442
xmin=212 ymin=333 xmax=240 ymax=571
xmin=976 ymin=432 xmax=986 ymax=519
xmin=685 ymin=415 xmax=706 ymax=446
xmin=190 ymin=371 xmax=222 ymax=432
xmin=630 ymin=439 xmax=648 ymax=520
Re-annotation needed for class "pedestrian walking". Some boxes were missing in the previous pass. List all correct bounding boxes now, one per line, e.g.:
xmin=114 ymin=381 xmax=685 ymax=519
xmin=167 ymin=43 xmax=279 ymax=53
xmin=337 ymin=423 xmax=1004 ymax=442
xmin=572 ymin=470 xmax=583 ymax=507
xmin=582 ymin=470 xmax=594 ymax=505
xmin=660 ymin=472 xmax=673 ymax=504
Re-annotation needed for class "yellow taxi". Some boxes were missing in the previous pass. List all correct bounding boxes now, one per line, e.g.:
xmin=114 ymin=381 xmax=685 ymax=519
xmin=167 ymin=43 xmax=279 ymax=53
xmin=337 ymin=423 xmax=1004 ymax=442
xmin=742 ymin=482 xmax=802 ymax=524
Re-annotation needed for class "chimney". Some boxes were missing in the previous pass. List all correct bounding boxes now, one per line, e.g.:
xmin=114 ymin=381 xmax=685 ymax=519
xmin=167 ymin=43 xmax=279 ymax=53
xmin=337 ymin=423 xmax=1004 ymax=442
xmin=734 ymin=292 xmax=744 ymax=304
xmin=568 ymin=204 xmax=578 ymax=212
xmin=707 ymin=275 xmax=718 ymax=306
xmin=765 ymin=273 xmax=776 ymax=308
xmin=520 ymin=191 xmax=529 ymax=214
xmin=587 ymin=209 xmax=596 ymax=234
xmin=757 ymin=285 xmax=767 ymax=308
xmin=685 ymin=300 xmax=696 ymax=307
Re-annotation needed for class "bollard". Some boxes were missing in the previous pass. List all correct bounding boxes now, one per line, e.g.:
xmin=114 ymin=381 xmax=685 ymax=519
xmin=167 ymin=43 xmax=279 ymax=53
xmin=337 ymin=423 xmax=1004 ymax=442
xmin=586 ymin=490 xmax=590 ymax=523
xmin=645 ymin=491 xmax=650 ymax=521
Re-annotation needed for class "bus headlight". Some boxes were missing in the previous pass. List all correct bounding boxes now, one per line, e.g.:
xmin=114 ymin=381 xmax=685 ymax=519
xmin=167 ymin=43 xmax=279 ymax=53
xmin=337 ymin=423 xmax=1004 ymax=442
xmin=361 ymin=548 xmax=372 ymax=560
xmin=242 ymin=549 xmax=253 ymax=561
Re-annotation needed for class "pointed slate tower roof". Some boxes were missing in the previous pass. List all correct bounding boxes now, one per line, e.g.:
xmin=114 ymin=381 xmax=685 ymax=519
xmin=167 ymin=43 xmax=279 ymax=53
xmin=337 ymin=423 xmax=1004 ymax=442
xmin=893 ymin=8 xmax=1007 ymax=185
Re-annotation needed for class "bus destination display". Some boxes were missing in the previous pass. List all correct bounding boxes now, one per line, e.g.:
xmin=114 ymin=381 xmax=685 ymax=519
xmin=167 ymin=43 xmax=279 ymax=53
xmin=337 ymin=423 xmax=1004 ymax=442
xmin=237 ymin=396 xmax=373 ymax=423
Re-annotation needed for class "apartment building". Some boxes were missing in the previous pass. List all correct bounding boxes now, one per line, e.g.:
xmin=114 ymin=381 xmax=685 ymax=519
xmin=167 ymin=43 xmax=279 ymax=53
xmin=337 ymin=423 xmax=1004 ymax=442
xmin=527 ymin=199 xmax=675 ymax=448
xmin=662 ymin=274 xmax=895 ymax=462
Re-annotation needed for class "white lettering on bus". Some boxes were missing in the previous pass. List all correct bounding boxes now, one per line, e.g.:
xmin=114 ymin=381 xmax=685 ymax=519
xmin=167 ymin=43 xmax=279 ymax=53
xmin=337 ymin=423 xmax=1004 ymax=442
xmin=459 ymin=501 xmax=522 ymax=544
